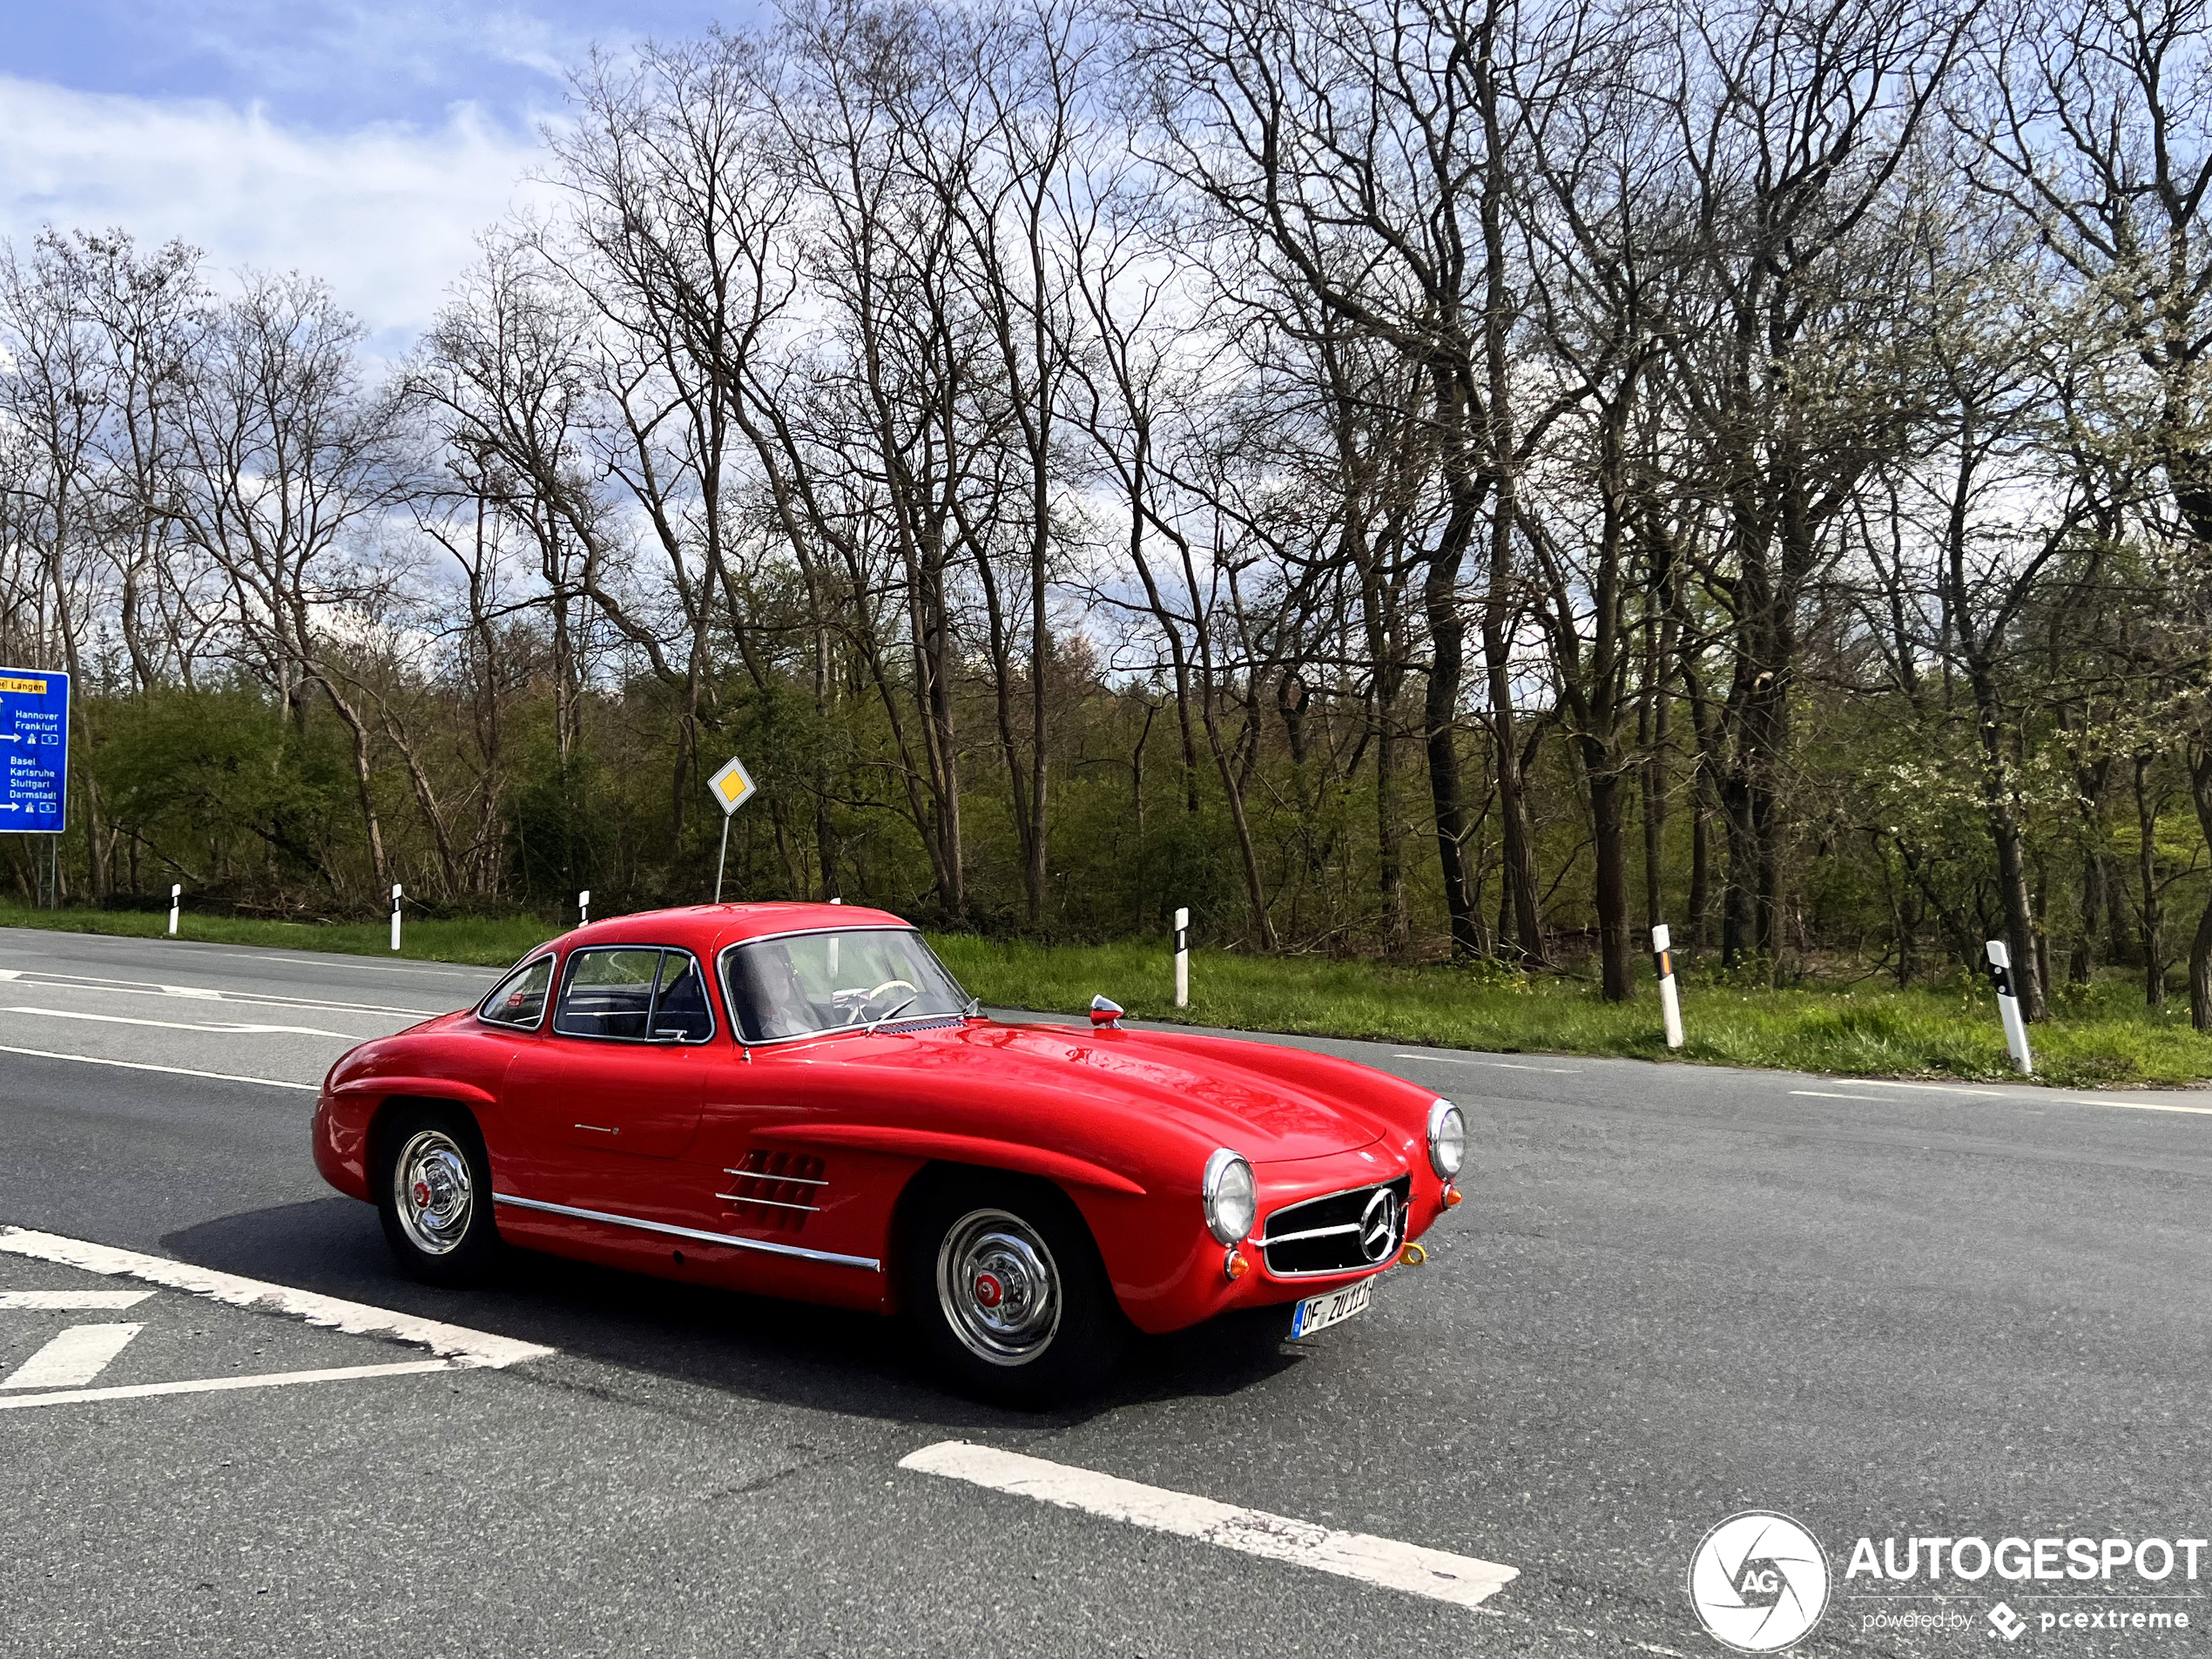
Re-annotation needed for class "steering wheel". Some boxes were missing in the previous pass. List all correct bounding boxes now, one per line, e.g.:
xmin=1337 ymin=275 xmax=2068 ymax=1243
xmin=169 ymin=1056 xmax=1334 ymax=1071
xmin=845 ymin=977 xmax=917 ymax=1024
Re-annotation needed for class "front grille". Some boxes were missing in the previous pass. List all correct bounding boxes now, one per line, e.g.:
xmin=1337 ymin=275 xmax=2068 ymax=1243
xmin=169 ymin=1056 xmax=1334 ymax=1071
xmin=1261 ymin=1177 xmax=1410 ymax=1276
xmin=716 ymin=1150 xmax=826 ymax=1234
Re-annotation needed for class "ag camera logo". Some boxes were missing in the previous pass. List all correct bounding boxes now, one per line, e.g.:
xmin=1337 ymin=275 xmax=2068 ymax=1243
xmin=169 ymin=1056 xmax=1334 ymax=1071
xmin=1687 ymin=1511 xmax=1831 ymax=1651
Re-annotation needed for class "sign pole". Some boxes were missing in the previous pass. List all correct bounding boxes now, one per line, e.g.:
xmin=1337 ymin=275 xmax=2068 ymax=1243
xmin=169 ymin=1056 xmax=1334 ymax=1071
xmin=1174 ymin=907 xmax=1190 ymax=1008
xmin=1652 ymin=924 xmax=1684 ymax=1049
xmin=168 ymin=884 xmax=180 ymax=937
xmin=1987 ymin=939 xmax=2033 ymax=1075
xmin=704 ymin=755 xmax=757 ymax=904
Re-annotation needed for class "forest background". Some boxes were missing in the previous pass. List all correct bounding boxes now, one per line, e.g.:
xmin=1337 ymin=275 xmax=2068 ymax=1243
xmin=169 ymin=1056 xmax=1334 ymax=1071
xmin=5 ymin=0 xmax=2212 ymax=1055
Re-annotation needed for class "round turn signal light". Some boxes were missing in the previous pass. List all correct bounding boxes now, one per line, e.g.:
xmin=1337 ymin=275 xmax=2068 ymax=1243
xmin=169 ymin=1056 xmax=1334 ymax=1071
xmin=1443 ymin=1183 xmax=1462 ymax=1207
xmin=1223 ymin=1248 xmax=1251 ymax=1281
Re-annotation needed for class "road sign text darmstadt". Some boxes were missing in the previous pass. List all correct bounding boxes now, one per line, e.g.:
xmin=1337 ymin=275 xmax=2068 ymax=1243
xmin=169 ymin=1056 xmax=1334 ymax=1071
xmin=0 ymin=669 xmax=69 ymax=833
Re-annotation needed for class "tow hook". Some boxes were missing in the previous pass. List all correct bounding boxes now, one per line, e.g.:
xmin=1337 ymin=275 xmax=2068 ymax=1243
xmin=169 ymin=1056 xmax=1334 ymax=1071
xmin=1398 ymin=1242 xmax=1427 ymax=1267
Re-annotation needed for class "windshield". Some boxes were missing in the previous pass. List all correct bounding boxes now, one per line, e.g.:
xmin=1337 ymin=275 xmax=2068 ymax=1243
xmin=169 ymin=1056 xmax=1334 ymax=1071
xmin=719 ymin=927 xmax=972 ymax=1042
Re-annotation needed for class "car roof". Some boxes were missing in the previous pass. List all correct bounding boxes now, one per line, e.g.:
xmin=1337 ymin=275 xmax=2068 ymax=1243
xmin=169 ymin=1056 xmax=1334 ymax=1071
xmin=548 ymin=900 xmax=914 ymax=957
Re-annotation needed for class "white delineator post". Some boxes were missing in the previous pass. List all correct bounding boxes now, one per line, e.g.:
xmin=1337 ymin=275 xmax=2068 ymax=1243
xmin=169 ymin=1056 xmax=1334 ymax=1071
xmin=1651 ymin=924 xmax=1684 ymax=1050
xmin=578 ymin=888 xmax=590 ymax=927
xmin=1987 ymin=939 xmax=2033 ymax=1075
xmin=389 ymin=883 xmax=403 ymax=953
xmin=167 ymin=883 xmax=180 ymax=937
xmin=1174 ymin=907 xmax=1190 ymax=1009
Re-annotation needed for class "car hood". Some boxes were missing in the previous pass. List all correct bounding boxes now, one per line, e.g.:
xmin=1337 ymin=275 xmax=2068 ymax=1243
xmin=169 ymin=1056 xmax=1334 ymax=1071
xmin=903 ymin=1019 xmax=1390 ymax=1161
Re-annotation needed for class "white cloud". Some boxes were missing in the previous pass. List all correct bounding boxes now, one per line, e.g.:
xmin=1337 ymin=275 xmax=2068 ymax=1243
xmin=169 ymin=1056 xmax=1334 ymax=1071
xmin=0 ymin=75 xmax=554 ymax=353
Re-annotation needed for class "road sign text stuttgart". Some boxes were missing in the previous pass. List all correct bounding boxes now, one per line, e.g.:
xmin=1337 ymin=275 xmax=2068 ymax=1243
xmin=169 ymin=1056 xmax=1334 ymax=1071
xmin=0 ymin=670 xmax=68 ymax=833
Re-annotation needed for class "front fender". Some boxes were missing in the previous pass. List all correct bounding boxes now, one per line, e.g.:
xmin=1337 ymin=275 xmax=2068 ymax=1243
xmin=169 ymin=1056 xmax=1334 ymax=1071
xmin=751 ymin=1122 xmax=1146 ymax=1197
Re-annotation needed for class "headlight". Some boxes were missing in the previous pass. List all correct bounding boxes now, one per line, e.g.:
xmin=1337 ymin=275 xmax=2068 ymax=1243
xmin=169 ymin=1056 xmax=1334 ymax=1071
xmin=1202 ymin=1149 xmax=1257 ymax=1244
xmin=1426 ymin=1098 xmax=1466 ymax=1178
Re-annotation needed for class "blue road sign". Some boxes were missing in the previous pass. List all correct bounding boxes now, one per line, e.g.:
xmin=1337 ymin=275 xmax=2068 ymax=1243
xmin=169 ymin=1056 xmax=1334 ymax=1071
xmin=0 ymin=668 xmax=69 ymax=833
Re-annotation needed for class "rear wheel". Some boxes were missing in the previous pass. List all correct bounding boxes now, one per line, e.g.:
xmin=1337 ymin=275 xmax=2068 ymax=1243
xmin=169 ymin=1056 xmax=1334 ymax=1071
xmin=901 ymin=1175 xmax=1125 ymax=1407
xmin=375 ymin=1104 xmax=499 ymax=1285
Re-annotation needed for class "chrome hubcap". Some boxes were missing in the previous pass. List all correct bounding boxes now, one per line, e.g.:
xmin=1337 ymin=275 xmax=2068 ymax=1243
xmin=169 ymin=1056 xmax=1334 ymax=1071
xmin=936 ymin=1208 xmax=1061 ymax=1367
xmin=394 ymin=1129 xmax=474 ymax=1256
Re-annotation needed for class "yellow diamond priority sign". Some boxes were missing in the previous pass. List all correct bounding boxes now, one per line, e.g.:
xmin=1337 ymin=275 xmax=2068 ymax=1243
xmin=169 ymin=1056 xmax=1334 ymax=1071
xmin=707 ymin=756 xmax=757 ymax=817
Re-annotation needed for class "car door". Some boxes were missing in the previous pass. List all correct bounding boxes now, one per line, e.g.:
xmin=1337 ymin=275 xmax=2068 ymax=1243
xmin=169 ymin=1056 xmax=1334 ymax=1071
xmin=501 ymin=945 xmax=718 ymax=1224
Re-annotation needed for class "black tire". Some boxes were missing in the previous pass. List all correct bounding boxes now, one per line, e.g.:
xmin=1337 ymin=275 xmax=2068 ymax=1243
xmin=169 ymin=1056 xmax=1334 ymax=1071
xmin=900 ymin=1172 xmax=1127 ymax=1408
xmin=374 ymin=1103 xmax=500 ymax=1285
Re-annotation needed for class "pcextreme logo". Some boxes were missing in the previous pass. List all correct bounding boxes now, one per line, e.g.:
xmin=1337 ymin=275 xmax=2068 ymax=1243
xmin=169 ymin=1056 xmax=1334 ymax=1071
xmin=1686 ymin=1511 xmax=1831 ymax=1652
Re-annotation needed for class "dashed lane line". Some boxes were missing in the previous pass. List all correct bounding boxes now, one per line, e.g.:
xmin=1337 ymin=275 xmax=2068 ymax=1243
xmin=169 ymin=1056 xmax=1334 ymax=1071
xmin=0 ymin=1043 xmax=316 ymax=1089
xmin=900 ymin=1440 xmax=1518 ymax=1611
xmin=0 ymin=1359 xmax=457 ymax=1411
xmin=0 ymin=1007 xmax=357 ymax=1038
xmin=1393 ymin=1052 xmax=1579 ymax=1074
xmin=0 ymin=1227 xmax=553 ymax=1368
xmin=0 ymin=967 xmax=443 ymax=1018
xmin=1839 ymin=1078 xmax=2212 ymax=1116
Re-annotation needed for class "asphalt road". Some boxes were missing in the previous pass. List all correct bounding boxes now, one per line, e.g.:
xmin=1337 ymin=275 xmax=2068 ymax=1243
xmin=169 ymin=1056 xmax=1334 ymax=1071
xmin=1 ymin=925 xmax=2209 ymax=1657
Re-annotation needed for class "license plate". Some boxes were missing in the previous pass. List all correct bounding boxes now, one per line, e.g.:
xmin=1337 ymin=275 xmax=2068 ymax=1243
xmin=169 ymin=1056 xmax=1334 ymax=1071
xmin=1289 ymin=1278 xmax=1373 ymax=1339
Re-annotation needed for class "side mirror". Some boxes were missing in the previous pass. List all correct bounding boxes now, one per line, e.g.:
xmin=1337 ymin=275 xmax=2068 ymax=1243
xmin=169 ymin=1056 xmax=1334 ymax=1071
xmin=1089 ymin=995 xmax=1123 ymax=1031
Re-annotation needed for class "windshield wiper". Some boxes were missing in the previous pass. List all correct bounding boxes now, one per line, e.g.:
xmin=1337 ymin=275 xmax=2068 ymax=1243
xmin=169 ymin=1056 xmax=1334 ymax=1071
xmin=865 ymin=993 xmax=920 ymax=1035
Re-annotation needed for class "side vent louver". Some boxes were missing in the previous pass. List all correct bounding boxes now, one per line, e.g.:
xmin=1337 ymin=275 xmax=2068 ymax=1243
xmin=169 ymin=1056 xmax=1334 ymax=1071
xmin=716 ymin=1150 xmax=826 ymax=1234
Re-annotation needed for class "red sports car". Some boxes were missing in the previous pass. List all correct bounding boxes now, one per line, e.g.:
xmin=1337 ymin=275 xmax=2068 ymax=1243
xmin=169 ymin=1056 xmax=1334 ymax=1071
xmin=313 ymin=902 xmax=1466 ymax=1402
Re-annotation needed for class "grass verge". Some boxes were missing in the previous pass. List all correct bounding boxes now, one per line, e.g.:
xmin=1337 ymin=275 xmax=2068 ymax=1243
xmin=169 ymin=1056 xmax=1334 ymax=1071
xmin=2 ymin=903 xmax=2204 ymax=1089
xmin=930 ymin=936 xmax=2212 ymax=1091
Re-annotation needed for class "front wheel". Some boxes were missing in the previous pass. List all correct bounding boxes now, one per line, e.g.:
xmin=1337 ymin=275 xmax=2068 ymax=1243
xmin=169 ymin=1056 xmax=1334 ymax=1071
xmin=375 ymin=1105 xmax=499 ymax=1285
xmin=901 ymin=1177 xmax=1125 ymax=1407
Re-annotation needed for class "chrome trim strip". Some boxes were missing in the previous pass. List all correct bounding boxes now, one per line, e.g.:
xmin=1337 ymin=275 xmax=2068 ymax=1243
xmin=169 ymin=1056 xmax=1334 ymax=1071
xmin=1260 ymin=1176 xmax=1409 ymax=1235
xmin=491 ymin=1192 xmax=880 ymax=1271
xmin=725 ymin=1167 xmax=827 ymax=1185
xmin=1264 ymin=1222 xmax=1362 ymax=1244
xmin=713 ymin=1192 xmax=818 ymax=1211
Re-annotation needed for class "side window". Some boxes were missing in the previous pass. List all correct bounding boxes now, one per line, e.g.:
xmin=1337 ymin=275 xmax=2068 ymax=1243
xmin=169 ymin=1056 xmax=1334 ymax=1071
xmin=550 ymin=947 xmax=716 ymax=1042
xmin=649 ymin=953 xmax=713 ymax=1042
xmin=555 ymin=948 xmax=663 ymax=1040
xmin=478 ymin=955 xmax=553 ymax=1029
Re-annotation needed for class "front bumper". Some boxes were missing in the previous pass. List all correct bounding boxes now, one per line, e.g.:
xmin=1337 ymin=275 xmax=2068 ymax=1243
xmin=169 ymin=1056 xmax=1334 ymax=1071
xmin=1093 ymin=1136 xmax=1455 ymax=1335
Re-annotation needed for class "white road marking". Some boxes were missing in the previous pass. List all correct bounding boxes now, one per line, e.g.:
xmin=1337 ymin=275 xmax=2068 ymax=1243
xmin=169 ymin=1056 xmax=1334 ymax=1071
xmin=900 ymin=1441 xmax=1518 ymax=1610
xmin=3 ymin=1322 xmax=142 ymax=1388
xmin=0 ymin=1006 xmax=355 ymax=1038
xmin=0 ymin=968 xmax=439 ymax=1018
xmin=0 ymin=1043 xmax=316 ymax=1089
xmin=0 ymin=1227 xmax=553 ymax=1368
xmin=1846 ymin=1079 xmax=2012 ymax=1097
xmin=1804 ymin=1079 xmax=2212 ymax=1116
xmin=1394 ymin=1052 xmax=1577 ymax=1074
xmin=1790 ymin=1090 xmax=1892 ymax=1102
xmin=0 ymin=1290 xmax=152 ymax=1310
xmin=194 ymin=950 xmax=493 ymax=981
xmin=0 ymin=1358 xmax=455 ymax=1411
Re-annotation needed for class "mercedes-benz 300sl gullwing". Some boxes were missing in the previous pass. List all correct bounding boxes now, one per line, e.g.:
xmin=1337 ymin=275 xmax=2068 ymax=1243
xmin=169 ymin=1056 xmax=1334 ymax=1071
xmin=312 ymin=903 xmax=1466 ymax=1404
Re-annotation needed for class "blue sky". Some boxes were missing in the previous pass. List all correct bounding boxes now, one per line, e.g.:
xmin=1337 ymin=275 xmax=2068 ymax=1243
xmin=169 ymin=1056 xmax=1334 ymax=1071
xmin=0 ymin=2 xmax=757 ymax=348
